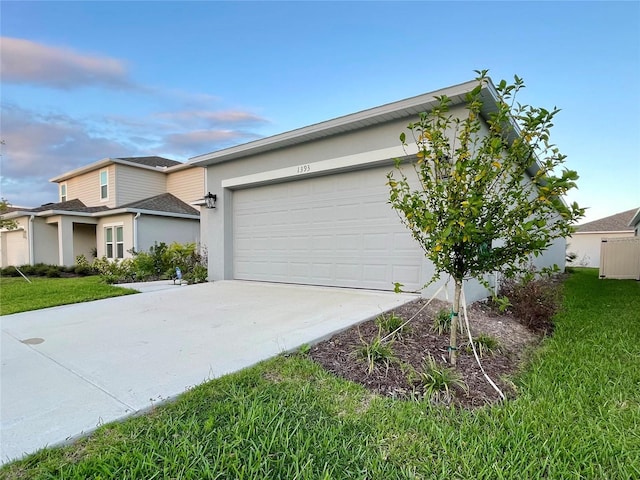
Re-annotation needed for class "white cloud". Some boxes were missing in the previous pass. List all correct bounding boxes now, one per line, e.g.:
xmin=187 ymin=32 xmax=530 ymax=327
xmin=0 ymin=37 xmax=134 ymax=90
xmin=155 ymin=110 xmax=269 ymax=127
xmin=0 ymin=103 xmax=267 ymax=206
xmin=159 ymin=129 xmax=260 ymax=155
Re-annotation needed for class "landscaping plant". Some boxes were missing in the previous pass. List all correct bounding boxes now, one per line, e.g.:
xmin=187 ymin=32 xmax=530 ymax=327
xmin=431 ymin=307 xmax=452 ymax=334
xmin=408 ymin=354 xmax=467 ymax=404
xmin=375 ymin=312 xmax=409 ymax=338
xmin=357 ymin=329 xmax=396 ymax=374
xmin=388 ymin=70 xmax=584 ymax=363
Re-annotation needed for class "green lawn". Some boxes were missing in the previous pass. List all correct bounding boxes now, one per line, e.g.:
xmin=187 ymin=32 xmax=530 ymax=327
xmin=2 ymin=269 xmax=639 ymax=479
xmin=0 ymin=276 xmax=137 ymax=315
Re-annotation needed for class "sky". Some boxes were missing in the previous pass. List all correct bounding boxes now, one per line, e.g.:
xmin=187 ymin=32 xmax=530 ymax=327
xmin=1 ymin=1 xmax=638 ymax=224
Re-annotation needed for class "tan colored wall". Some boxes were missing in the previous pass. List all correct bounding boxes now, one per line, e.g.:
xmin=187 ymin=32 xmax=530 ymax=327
xmin=73 ymin=223 xmax=97 ymax=261
xmin=63 ymin=165 xmax=116 ymax=208
xmin=115 ymin=165 xmax=167 ymax=206
xmin=96 ymin=214 xmax=135 ymax=259
xmin=167 ymin=167 xmax=204 ymax=209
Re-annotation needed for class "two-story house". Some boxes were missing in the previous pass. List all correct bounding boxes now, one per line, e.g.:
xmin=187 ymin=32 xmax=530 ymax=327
xmin=0 ymin=156 xmax=205 ymax=267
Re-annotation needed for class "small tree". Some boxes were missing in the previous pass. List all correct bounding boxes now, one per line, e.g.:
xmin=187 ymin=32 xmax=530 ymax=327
xmin=0 ymin=198 xmax=18 ymax=230
xmin=387 ymin=70 xmax=584 ymax=364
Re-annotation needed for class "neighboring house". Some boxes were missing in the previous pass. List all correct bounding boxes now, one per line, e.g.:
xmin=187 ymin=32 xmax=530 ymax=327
xmin=567 ymin=208 xmax=637 ymax=268
xmin=0 ymin=157 xmax=204 ymax=267
xmin=190 ymin=79 xmax=567 ymax=302
xmin=630 ymin=208 xmax=640 ymax=236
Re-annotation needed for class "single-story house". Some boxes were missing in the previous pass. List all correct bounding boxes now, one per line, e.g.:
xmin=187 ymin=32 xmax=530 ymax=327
xmin=0 ymin=157 xmax=204 ymax=267
xmin=567 ymin=208 xmax=637 ymax=268
xmin=190 ymin=79 xmax=567 ymax=302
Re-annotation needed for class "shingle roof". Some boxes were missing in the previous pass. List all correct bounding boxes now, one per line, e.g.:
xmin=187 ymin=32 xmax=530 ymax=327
xmin=576 ymin=208 xmax=637 ymax=233
xmin=116 ymin=156 xmax=181 ymax=168
xmin=118 ymin=193 xmax=199 ymax=216
xmin=30 ymin=199 xmax=108 ymax=213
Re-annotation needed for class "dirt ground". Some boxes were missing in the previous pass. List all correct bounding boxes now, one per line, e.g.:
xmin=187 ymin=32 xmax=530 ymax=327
xmin=310 ymin=297 xmax=540 ymax=408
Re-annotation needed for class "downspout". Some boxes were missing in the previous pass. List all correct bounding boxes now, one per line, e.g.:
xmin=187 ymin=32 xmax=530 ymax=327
xmin=133 ymin=212 xmax=141 ymax=252
xmin=28 ymin=215 xmax=35 ymax=265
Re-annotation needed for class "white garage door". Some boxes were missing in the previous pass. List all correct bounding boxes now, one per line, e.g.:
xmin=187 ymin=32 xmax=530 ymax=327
xmin=233 ymin=166 xmax=425 ymax=291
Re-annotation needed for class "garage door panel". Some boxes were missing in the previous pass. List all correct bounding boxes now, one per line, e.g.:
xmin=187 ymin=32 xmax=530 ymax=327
xmin=233 ymin=166 xmax=424 ymax=291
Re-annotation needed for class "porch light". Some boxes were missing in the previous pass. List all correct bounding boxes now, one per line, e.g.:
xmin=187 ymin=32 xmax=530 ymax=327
xmin=204 ymin=192 xmax=217 ymax=209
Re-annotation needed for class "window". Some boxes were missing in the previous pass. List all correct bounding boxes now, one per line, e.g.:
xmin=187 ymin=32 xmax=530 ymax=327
xmin=116 ymin=226 xmax=124 ymax=258
xmin=105 ymin=227 xmax=113 ymax=258
xmin=105 ymin=226 xmax=124 ymax=259
xmin=100 ymin=169 xmax=108 ymax=200
xmin=60 ymin=183 xmax=67 ymax=202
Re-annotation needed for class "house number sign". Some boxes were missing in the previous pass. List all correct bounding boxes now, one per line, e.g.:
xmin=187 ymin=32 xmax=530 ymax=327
xmin=296 ymin=164 xmax=311 ymax=174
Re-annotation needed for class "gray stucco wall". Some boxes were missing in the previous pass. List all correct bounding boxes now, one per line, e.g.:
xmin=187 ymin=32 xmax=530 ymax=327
xmin=136 ymin=215 xmax=200 ymax=252
xmin=32 ymin=218 xmax=59 ymax=265
xmin=200 ymin=104 xmax=567 ymax=302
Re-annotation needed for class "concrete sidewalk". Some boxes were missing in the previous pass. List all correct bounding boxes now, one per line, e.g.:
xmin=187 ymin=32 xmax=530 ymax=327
xmin=0 ymin=280 xmax=417 ymax=465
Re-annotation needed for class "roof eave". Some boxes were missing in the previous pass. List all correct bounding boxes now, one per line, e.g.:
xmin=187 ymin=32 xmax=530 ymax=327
xmin=629 ymin=208 xmax=640 ymax=227
xmin=49 ymin=158 xmax=114 ymax=183
xmin=189 ymin=79 xmax=488 ymax=167
xmin=574 ymin=229 xmax=634 ymax=235
xmin=96 ymin=208 xmax=199 ymax=220
xmin=49 ymin=158 xmax=193 ymax=183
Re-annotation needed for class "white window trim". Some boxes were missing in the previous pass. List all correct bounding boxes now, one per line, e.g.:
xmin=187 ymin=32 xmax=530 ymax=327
xmin=104 ymin=224 xmax=124 ymax=259
xmin=99 ymin=168 xmax=109 ymax=202
xmin=60 ymin=183 xmax=67 ymax=202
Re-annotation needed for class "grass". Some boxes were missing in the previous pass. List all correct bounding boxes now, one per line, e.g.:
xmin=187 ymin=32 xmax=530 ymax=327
xmin=2 ymin=268 xmax=639 ymax=478
xmin=0 ymin=276 xmax=137 ymax=315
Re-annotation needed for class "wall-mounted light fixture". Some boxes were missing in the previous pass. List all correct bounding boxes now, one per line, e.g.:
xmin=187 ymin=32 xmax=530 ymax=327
xmin=204 ymin=192 xmax=217 ymax=209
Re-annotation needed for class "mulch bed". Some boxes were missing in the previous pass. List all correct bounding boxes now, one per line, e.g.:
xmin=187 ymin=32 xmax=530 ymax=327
xmin=310 ymin=297 xmax=541 ymax=409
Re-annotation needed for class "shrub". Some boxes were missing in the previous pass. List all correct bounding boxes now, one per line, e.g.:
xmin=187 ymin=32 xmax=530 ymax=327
xmin=431 ymin=308 xmax=452 ymax=335
xmin=92 ymin=257 xmax=135 ymax=284
xmin=498 ymin=268 xmax=562 ymax=334
xmin=45 ymin=267 xmax=61 ymax=278
xmin=408 ymin=355 xmax=467 ymax=405
xmin=74 ymin=265 xmax=94 ymax=276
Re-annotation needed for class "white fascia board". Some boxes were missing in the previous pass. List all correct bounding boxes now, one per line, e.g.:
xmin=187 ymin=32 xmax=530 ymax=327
xmin=629 ymin=208 xmax=640 ymax=227
xmin=574 ymin=230 xmax=634 ymax=235
xmin=49 ymin=158 xmax=114 ymax=183
xmin=94 ymin=208 xmax=199 ymax=220
xmin=49 ymin=158 xmax=192 ymax=183
xmin=34 ymin=210 xmax=95 ymax=218
xmin=190 ymin=79 xmax=482 ymax=167
xmin=0 ymin=210 xmax=34 ymax=219
xmin=221 ymin=144 xmax=419 ymax=189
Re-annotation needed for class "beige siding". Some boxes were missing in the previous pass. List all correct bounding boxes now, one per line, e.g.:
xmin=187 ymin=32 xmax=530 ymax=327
xmin=63 ymin=165 xmax=116 ymax=208
xmin=167 ymin=167 xmax=205 ymax=208
xmin=115 ymin=165 xmax=167 ymax=206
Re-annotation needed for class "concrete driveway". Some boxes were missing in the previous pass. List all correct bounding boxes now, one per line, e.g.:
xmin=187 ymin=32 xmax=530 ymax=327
xmin=0 ymin=280 xmax=417 ymax=465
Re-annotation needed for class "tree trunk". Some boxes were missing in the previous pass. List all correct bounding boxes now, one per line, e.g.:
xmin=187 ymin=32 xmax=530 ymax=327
xmin=449 ymin=278 xmax=463 ymax=365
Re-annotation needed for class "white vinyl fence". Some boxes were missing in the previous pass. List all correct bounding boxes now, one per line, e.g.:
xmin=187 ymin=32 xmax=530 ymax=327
xmin=599 ymin=237 xmax=640 ymax=280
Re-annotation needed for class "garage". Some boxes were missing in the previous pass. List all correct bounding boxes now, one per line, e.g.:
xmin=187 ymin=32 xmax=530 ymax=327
xmin=232 ymin=166 xmax=425 ymax=291
xmin=193 ymin=79 xmax=565 ymax=302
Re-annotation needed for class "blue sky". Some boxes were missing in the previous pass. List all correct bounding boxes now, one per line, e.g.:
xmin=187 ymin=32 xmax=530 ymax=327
xmin=1 ymin=1 xmax=638 ymax=224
